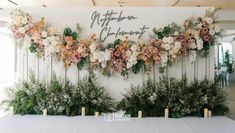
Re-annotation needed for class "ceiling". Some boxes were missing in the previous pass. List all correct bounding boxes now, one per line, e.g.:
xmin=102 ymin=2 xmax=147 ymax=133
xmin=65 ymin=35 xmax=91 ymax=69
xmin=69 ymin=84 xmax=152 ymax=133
xmin=0 ymin=0 xmax=235 ymax=9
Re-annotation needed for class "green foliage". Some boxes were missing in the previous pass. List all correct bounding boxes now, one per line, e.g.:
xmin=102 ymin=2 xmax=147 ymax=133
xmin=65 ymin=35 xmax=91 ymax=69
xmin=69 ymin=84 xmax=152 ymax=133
xmin=77 ymin=56 xmax=89 ymax=70
xmin=131 ymin=60 xmax=144 ymax=74
xmin=118 ymin=76 xmax=229 ymax=118
xmin=153 ymin=22 xmax=182 ymax=39
xmin=5 ymin=73 xmax=114 ymax=116
xmin=29 ymin=41 xmax=37 ymax=53
xmin=106 ymin=39 xmax=121 ymax=49
xmin=224 ymin=50 xmax=234 ymax=73
xmin=77 ymin=76 xmax=114 ymax=115
xmin=63 ymin=27 xmax=78 ymax=40
xmin=8 ymin=73 xmax=46 ymax=115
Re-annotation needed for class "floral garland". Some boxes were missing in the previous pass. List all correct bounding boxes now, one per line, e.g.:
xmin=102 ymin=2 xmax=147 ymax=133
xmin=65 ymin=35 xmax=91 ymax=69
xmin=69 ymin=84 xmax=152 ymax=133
xmin=10 ymin=9 xmax=221 ymax=76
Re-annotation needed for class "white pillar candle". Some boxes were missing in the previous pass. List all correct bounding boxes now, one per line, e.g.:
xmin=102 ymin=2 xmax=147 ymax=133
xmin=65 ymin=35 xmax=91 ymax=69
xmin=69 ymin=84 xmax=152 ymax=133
xmin=9 ymin=106 xmax=14 ymax=116
xmin=138 ymin=111 xmax=142 ymax=118
xmin=81 ymin=107 xmax=85 ymax=116
xmin=95 ymin=112 xmax=99 ymax=117
xmin=165 ymin=108 xmax=169 ymax=118
xmin=43 ymin=109 xmax=47 ymax=116
xmin=208 ymin=110 xmax=212 ymax=118
xmin=204 ymin=108 xmax=208 ymax=118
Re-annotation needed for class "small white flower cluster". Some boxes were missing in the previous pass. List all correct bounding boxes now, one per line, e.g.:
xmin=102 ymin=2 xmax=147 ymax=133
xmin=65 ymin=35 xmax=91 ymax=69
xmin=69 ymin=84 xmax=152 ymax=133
xmin=11 ymin=9 xmax=31 ymax=35
xmin=89 ymin=42 xmax=110 ymax=68
xmin=204 ymin=17 xmax=221 ymax=35
xmin=161 ymin=37 xmax=182 ymax=67
xmin=126 ymin=44 xmax=140 ymax=69
xmin=43 ymin=32 xmax=61 ymax=58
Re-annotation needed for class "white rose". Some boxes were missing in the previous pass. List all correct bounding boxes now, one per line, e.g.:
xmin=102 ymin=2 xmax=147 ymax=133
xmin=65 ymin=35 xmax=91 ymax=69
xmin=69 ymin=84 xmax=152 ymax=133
xmin=196 ymin=39 xmax=203 ymax=50
xmin=204 ymin=17 xmax=213 ymax=24
xmin=126 ymin=62 xmax=132 ymax=69
xmin=196 ymin=23 xmax=202 ymax=29
xmin=126 ymin=50 xmax=132 ymax=57
xmin=161 ymin=52 xmax=168 ymax=63
xmin=164 ymin=44 xmax=171 ymax=51
xmin=21 ymin=17 xmax=28 ymax=25
xmin=41 ymin=31 xmax=48 ymax=38
xmin=167 ymin=37 xmax=174 ymax=44
xmin=132 ymin=51 xmax=139 ymax=56
xmin=174 ymin=31 xmax=179 ymax=35
xmin=104 ymin=50 xmax=110 ymax=61
xmin=90 ymin=56 xmax=96 ymax=62
xmin=190 ymin=43 xmax=197 ymax=49
xmin=214 ymin=25 xmax=221 ymax=33
xmin=131 ymin=44 xmax=139 ymax=52
xmin=18 ymin=27 xmax=26 ymax=34
xmin=130 ymin=55 xmax=137 ymax=62
xmin=24 ymin=25 xmax=29 ymax=30
xmin=209 ymin=29 xmax=215 ymax=35
xmin=174 ymin=41 xmax=181 ymax=49
xmin=162 ymin=37 xmax=168 ymax=44
xmin=42 ymin=39 xmax=49 ymax=46
xmin=89 ymin=42 xmax=97 ymax=53
xmin=101 ymin=62 xmax=107 ymax=68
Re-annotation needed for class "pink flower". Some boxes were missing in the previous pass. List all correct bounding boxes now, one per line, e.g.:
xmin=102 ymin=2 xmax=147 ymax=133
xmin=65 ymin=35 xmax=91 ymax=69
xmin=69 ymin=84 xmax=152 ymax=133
xmin=14 ymin=31 xmax=22 ymax=39
xmin=203 ymin=35 xmax=210 ymax=42
xmin=114 ymin=51 xmax=120 ymax=57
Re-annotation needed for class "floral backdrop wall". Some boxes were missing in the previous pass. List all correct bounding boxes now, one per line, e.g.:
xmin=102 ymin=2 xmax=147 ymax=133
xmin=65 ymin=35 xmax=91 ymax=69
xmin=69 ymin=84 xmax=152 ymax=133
xmin=10 ymin=8 xmax=220 ymax=77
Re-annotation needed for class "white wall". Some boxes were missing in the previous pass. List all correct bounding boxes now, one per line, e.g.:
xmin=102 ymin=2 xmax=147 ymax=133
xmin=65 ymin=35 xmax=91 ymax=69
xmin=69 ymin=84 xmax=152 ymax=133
xmin=9 ymin=7 xmax=215 ymax=100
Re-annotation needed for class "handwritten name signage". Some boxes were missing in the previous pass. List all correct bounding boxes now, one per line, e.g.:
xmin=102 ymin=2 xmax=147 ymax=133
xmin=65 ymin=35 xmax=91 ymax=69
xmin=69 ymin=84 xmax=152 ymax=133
xmin=90 ymin=10 xmax=149 ymax=42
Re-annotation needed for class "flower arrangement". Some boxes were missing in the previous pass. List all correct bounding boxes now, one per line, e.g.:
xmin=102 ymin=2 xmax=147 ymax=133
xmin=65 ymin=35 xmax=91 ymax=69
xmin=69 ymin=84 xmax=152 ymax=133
xmin=28 ymin=17 xmax=47 ymax=57
xmin=117 ymin=76 xmax=229 ymax=118
xmin=10 ymin=9 xmax=33 ymax=44
xmin=59 ymin=25 xmax=87 ymax=69
xmin=4 ymin=72 xmax=114 ymax=116
xmin=10 ymin=9 xmax=221 ymax=76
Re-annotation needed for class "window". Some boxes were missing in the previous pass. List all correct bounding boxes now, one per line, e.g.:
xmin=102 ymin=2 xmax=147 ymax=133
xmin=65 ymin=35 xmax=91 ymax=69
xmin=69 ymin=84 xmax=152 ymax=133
xmin=0 ymin=28 xmax=15 ymax=85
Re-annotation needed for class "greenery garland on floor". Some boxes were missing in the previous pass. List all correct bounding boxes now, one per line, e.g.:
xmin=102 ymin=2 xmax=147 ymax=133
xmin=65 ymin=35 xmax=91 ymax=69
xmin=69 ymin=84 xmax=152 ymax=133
xmin=117 ymin=76 xmax=229 ymax=118
xmin=3 ymin=73 xmax=228 ymax=118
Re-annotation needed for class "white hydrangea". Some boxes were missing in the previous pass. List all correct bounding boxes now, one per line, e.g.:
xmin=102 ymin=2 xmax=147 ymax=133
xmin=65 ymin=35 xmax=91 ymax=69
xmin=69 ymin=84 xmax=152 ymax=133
xmin=214 ymin=25 xmax=221 ymax=33
xmin=166 ymin=36 xmax=174 ymax=44
xmin=18 ymin=27 xmax=26 ymax=34
xmin=21 ymin=17 xmax=28 ymax=25
xmin=189 ymin=42 xmax=197 ymax=49
xmin=41 ymin=31 xmax=48 ymax=38
xmin=89 ymin=42 xmax=97 ymax=53
xmin=44 ymin=36 xmax=60 ymax=57
xmin=204 ymin=17 xmax=213 ymax=24
xmin=164 ymin=43 xmax=171 ymax=51
xmin=196 ymin=39 xmax=203 ymax=50
xmin=174 ymin=41 xmax=181 ymax=49
xmin=162 ymin=37 xmax=168 ymax=44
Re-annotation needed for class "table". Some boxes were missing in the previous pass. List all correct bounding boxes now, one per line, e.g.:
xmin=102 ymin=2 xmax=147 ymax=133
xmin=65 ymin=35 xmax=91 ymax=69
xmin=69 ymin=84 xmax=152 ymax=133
xmin=0 ymin=115 xmax=234 ymax=133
